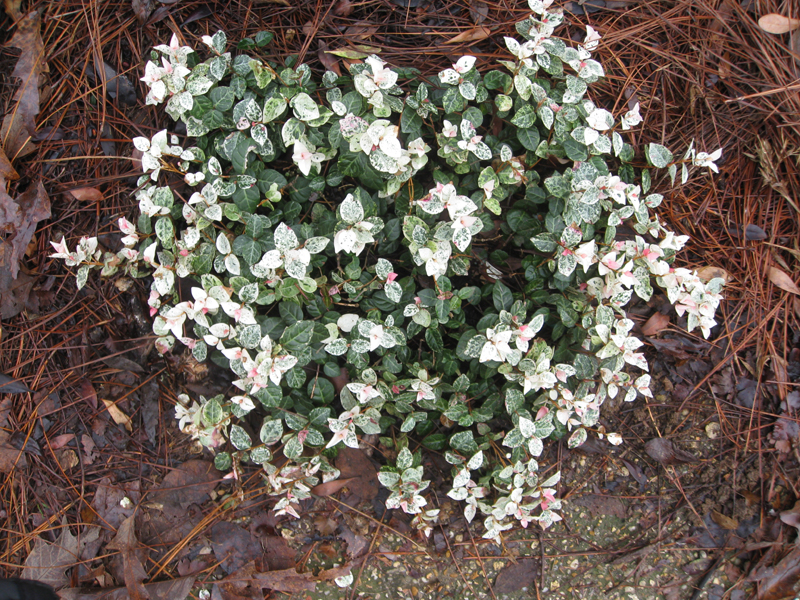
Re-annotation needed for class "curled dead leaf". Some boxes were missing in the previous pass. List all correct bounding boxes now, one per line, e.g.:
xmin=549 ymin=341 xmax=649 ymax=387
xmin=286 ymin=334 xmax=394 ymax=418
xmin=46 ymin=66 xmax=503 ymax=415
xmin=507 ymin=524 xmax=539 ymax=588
xmin=710 ymin=509 xmax=738 ymax=530
xmin=645 ymin=437 xmax=698 ymax=465
xmin=447 ymin=26 xmax=491 ymax=44
xmin=66 ymin=187 xmax=104 ymax=202
xmin=1 ymin=9 xmax=46 ymax=159
xmin=768 ymin=266 xmax=800 ymax=295
xmin=102 ymin=399 xmax=132 ymax=432
xmin=696 ymin=265 xmax=730 ymax=284
xmin=641 ymin=312 xmax=670 ymax=337
xmin=758 ymin=13 xmax=800 ymax=34
xmin=311 ymin=477 xmax=355 ymax=497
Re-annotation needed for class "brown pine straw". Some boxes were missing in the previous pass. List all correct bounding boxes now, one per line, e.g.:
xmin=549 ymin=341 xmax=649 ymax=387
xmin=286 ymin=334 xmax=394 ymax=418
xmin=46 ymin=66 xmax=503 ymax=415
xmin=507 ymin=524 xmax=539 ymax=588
xmin=0 ymin=0 xmax=798 ymax=586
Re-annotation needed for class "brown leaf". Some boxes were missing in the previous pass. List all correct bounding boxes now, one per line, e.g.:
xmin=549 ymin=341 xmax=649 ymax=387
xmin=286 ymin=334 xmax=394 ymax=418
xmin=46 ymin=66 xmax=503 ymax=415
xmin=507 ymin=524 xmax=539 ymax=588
xmin=108 ymin=515 xmax=150 ymax=600
xmin=211 ymin=522 xmax=262 ymax=575
xmin=622 ymin=459 xmax=648 ymax=488
xmin=261 ymin=535 xmax=296 ymax=571
xmin=131 ymin=0 xmax=154 ymax=24
xmin=50 ymin=433 xmax=75 ymax=450
xmin=58 ymin=576 xmax=195 ymax=600
xmin=0 ymin=396 xmax=27 ymax=472
xmin=311 ymin=477 xmax=356 ymax=497
xmin=316 ymin=564 xmax=353 ymax=582
xmin=317 ymin=40 xmax=341 ymax=77
xmin=21 ymin=525 xmax=80 ymax=588
xmin=79 ymin=379 xmax=98 ymax=409
xmin=0 ymin=373 xmax=30 ymax=393
xmin=644 ymin=437 xmax=698 ymax=465
xmin=0 ymin=9 xmax=46 ymax=159
xmin=102 ymin=355 xmax=145 ymax=373
xmin=758 ymin=14 xmax=800 ymax=34
xmin=641 ymin=312 xmax=670 ymax=337
xmin=339 ymin=522 xmax=368 ymax=558
xmin=0 ymin=180 xmax=51 ymax=279
xmin=768 ymin=266 xmax=800 ymax=295
xmin=710 ymin=509 xmax=739 ymax=530
xmin=494 ymin=559 xmax=540 ymax=594
xmin=573 ymin=494 xmax=627 ymax=519
xmin=313 ymin=515 xmax=338 ymax=536
xmin=149 ymin=460 xmax=220 ymax=519
xmin=345 ymin=23 xmax=379 ymax=40
xmin=696 ymin=265 xmax=731 ymax=284
xmin=0 ymin=267 xmax=35 ymax=319
xmin=0 ymin=147 xmax=19 ymax=180
xmin=66 ymin=187 xmax=104 ymax=202
xmin=780 ymin=500 xmax=800 ymax=532
xmin=753 ymin=546 xmax=800 ymax=600
xmin=446 ymin=26 xmax=491 ymax=44
xmin=335 ymin=448 xmax=379 ymax=506
xmin=253 ymin=568 xmax=315 ymax=592
xmin=92 ymin=478 xmax=139 ymax=529
xmin=469 ymin=0 xmax=489 ymax=25
xmin=102 ymin=399 xmax=132 ymax=432
xmin=333 ymin=0 xmax=353 ymax=17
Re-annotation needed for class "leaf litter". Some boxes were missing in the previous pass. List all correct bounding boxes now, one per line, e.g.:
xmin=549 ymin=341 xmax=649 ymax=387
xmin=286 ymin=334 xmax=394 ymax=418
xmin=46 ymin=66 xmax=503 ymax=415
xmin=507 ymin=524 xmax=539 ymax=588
xmin=4 ymin=0 xmax=800 ymax=598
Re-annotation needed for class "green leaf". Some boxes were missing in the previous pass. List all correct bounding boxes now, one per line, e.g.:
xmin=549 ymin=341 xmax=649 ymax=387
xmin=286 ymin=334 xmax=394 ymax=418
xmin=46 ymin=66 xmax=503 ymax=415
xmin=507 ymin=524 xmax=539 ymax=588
xmin=284 ymin=435 xmax=304 ymax=459
xmin=262 ymin=97 xmax=287 ymax=123
xmin=229 ymin=424 xmax=252 ymax=450
xmin=202 ymin=398 xmax=223 ymax=425
xmin=232 ymin=236 xmax=261 ymax=265
xmin=567 ymin=427 xmax=587 ymax=449
xmin=511 ymin=105 xmax=537 ymax=128
xmin=646 ymin=143 xmax=673 ymax=168
xmin=260 ymin=419 xmax=284 ymax=444
xmin=214 ymin=453 xmax=232 ymax=470
xmin=280 ymin=320 xmax=314 ymax=352
xmin=492 ymin=281 xmax=513 ymax=312
xmin=442 ymin=87 xmax=465 ymax=114
xmin=517 ymin=127 xmax=541 ymax=151
xmin=155 ymin=217 xmax=174 ymax=247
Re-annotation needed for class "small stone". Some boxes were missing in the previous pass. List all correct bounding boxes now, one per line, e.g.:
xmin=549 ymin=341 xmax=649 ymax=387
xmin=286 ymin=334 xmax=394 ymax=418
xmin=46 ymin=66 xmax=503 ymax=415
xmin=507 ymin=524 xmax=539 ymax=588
xmin=706 ymin=422 xmax=721 ymax=439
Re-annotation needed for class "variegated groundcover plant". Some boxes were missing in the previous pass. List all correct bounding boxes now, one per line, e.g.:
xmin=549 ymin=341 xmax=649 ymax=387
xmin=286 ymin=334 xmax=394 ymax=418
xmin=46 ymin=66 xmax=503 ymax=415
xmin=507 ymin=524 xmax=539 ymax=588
xmin=53 ymin=0 xmax=724 ymax=543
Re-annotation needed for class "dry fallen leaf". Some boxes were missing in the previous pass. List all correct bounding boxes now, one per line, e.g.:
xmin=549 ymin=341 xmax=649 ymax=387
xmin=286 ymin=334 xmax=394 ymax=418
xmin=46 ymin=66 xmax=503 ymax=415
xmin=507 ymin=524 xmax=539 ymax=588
xmin=0 ymin=180 xmax=51 ymax=279
xmin=50 ymin=433 xmax=75 ymax=450
xmin=1 ymin=8 xmax=46 ymax=159
xmin=58 ymin=576 xmax=195 ymax=600
xmin=780 ymin=500 xmax=800 ymax=532
xmin=710 ymin=509 xmax=739 ymax=530
xmin=108 ymin=515 xmax=150 ymax=600
xmin=131 ymin=0 xmax=154 ymax=24
xmin=768 ymin=266 xmax=800 ymax=295
xmin=641 ymin=312 xmax=670 ymax=337
xmin=102 ymin=399 xmax=132 ymax=432
xmin=333 ymin=0 xmax=353 ymax=17
xmin=494 ymin=559 xmax=540 ymax=594
xmin=0 ymin=146 xmax=19 ymax=181
xmin=645 ymin=437 xmax=698 ymax=465
xmin=311 ymin=476 xmax=356 ymax=497
xmin=696 ymin=265 xmax=731 ymax=284
xmin=758 ymin=13 xmax=800 ymax=35
xmin=79 ymin=379 xmax=98 ymax=409
xmin=22 ymin=525 xmax=80 ymax=588
xmin=66 ymin=187 xmax=104 ymax=202
xmin=447 ymin=26 xmax=491 ymax=44
xmin=0 ymin=396 xmax=27 ymax=472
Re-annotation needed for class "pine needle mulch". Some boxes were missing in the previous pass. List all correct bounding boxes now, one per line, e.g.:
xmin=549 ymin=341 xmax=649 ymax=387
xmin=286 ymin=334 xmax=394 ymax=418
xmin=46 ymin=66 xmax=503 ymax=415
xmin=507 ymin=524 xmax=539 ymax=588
xmin=0 ymin=0 xmax=799 ymax=597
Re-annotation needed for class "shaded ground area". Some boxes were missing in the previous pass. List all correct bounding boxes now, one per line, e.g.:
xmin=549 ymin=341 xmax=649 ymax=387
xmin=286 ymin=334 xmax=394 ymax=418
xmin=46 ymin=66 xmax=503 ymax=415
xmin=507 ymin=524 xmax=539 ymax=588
xmin=1 ymin=0 xmax=800 ymax=598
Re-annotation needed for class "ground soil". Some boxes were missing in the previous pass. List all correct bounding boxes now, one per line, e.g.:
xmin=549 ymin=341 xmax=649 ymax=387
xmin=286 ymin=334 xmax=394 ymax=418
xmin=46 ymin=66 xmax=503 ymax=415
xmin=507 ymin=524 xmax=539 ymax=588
xmin=1 ymin=0 xmax=800 ymax=599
